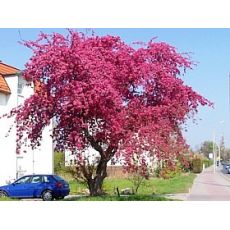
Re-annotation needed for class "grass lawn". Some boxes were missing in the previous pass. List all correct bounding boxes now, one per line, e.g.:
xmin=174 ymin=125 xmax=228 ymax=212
xmin=0 ymin=197 xmax=19 ymax=201
xmin=64 ymin=195 xmax=174 ymax=201
xmin=69 ymin=173 xmax=196 ymax=196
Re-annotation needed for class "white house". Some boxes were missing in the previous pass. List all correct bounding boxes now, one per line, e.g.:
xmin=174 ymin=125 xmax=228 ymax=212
xmin=0 ymin=61 xmax=53 ymax=185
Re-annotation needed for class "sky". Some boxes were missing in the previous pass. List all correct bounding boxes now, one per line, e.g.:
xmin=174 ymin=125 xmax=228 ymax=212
xmin=1 ymin=28 xmax=230 ymax=150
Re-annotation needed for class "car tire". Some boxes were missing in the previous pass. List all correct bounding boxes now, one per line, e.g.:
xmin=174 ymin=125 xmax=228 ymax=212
xmin=0 ymin=191 xmax=8 ymax=197
xmin=42 ymin=190 xmax=54 ymax=201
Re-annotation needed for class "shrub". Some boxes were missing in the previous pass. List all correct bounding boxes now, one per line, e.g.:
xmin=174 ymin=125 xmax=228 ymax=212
xmin=192 ymin=158 xmax=203 ymax=173
xmin=54 ymin=152 xmax=65 ymax=173
xmin=203 ymin=158 xmax=213 ymax=168
xmin=159 ymin=165 xmax=182 ymax=179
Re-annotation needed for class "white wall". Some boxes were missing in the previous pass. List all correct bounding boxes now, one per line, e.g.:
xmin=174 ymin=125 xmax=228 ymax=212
xmin=0 ymin=75 xmax=53 ymax=185
xmin=0 ymin=77 xmax=18 ymax=184
xmin=19 ymin=125 xmax=53 ymax=176
xmin=65 ymin=147 xmax=121 ymax=167
xmin=16 ymin=77 xmax=54 ymax=175
xmin=0 ymin=94 xmax=7 ymax=106
xmin=65 ymin=147 xmax=100 ymax=166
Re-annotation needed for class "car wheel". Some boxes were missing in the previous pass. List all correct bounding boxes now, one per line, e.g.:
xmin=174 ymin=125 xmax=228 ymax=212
xmin=42 ymin=190 xmax=54 ymax=201
xmin=0 ymin=191 xmax=8 ymax=197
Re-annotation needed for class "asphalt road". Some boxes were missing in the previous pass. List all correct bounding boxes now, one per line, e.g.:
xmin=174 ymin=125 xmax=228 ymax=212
xmin=218 ymin=164 xmax=230 ymax=179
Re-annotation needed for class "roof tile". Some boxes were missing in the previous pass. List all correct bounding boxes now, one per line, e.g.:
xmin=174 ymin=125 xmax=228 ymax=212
xmin=0 ymin=62 xmax=19 ymax=75
xmin=0 ymin=62 xmax=19 ymax=94
xmin=0 ymin=74 xmax=11 ymax=94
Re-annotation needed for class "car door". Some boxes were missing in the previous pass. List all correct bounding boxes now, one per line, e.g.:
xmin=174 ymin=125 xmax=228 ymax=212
xmin=10 ymin=176 xmax=32 ymax=197
xmin=29 ymin=176 xmax=44 ymax=197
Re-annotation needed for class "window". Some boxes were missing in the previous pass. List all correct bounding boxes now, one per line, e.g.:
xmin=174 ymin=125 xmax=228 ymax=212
xmin=17 ymin=82 xmax=24 ymax=95
xmin=15 ymin=176 xmax=31 ymax=184
xmin=43 ymin=176 xmax=50 ymax=183
xmin=53 ymin=175 xmax=64 ymax=181
xmin=31 ymin=176 xmax=42 ymax=184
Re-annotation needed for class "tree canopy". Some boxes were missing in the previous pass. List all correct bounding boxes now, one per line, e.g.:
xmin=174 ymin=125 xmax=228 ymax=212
xmin=6 ymin=31 xmax=211 ymax=195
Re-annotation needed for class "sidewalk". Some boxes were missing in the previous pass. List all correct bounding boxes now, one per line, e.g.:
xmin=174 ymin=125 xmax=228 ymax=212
xmin=187 ymin=165 xmax=230 ymax=201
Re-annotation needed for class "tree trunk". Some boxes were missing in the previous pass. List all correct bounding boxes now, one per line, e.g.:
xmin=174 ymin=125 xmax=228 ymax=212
xmin=82 ymin=130 xmax=117 ymax=196
xmin=87 ymin=158 xmax=108 ymax=196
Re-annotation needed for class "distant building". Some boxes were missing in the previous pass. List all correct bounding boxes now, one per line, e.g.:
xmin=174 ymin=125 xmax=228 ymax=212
xmin=0 ymin=61 xmax=53 ymax=185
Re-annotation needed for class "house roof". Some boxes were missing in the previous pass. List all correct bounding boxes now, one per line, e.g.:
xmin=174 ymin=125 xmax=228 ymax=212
xmin=0 ymin=62 xmax=20 ymax=76
xmin=0 ymin=74 xmax=11 ymax=94
xmin=0 ymin=61 xmax=20 ymax=94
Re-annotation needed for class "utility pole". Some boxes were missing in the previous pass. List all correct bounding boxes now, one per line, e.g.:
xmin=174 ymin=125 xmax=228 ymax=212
xmin=218 ymin=145 xmax=221 ymax=164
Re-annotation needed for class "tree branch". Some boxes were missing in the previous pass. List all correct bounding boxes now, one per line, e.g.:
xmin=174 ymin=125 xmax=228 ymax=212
xmin=83 ymin=128 xmax=104 ymax=154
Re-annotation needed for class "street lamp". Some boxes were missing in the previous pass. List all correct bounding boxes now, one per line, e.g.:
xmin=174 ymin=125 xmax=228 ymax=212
xmin=213 ymin=131 xmax=216 ymax=173
xmin=212 ymin=121 xmax=224 ymax=173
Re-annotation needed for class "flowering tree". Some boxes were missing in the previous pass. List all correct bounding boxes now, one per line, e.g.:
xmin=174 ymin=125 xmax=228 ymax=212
xmin=7 ymin=31 xmax=211 ymax=195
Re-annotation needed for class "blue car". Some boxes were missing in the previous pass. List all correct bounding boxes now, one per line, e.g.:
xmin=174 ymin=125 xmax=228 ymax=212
xmin=0 ymin=174 xmax=70 ymax=201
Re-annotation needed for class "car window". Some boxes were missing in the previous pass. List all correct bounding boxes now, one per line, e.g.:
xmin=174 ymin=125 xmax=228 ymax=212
xmin=43 ymin=176 xmax=51 ymax=183
xmin=53 ymin=175 xmax=64 ymax=181
xmin=31 ymin=176 xmax=42 ymax=184
xmin=15 ymin=176 xmax=31 ymax=184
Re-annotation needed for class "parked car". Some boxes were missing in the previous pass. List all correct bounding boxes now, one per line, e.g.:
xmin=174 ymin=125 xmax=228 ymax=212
xmin=226 ymin=166 xmax=230 ymax=174
xmin=225 ymin=164 xmax=230 ymax=170
xmin=0 ymin=174 xmax=70 ymax=201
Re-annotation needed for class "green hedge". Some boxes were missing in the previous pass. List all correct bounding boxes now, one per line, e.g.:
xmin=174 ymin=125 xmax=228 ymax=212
xmin=192 ymin=158 xmax=203 ymax=173
xmin=203 ymin=159 xmax=213 ymax=168
xmin=191 ymin=158 xmax=213 ymax=173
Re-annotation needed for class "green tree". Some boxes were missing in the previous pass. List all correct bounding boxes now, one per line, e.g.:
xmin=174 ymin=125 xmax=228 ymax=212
xmin=221 ymin=148 xmax=230 ymax=161
xmin=219 ymin=136 xmax=227 ymax=161
xmin=199 ymin=141 xmax=217 ymax=158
